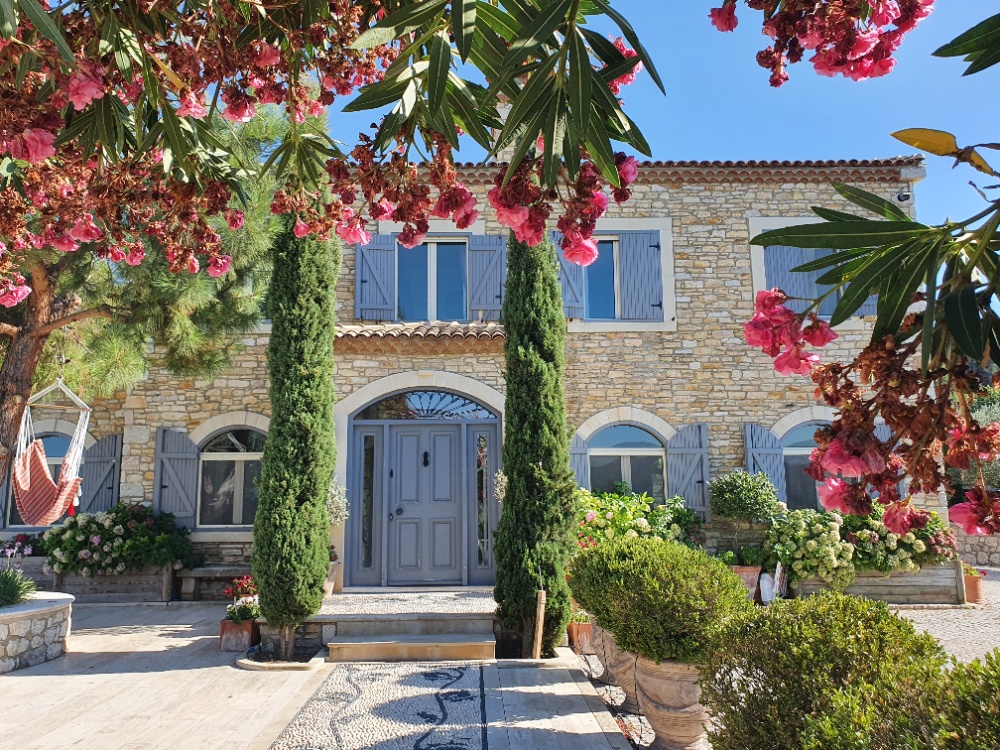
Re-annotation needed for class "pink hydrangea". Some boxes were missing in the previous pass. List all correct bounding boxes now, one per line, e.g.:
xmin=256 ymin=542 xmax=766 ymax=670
xmin=9 ymin=129 xmax=56 ymax=164
xmin=585 ymin=510 xmax=597 ymax=522
xmin=709 ymin=4 xmax=739 ymax=32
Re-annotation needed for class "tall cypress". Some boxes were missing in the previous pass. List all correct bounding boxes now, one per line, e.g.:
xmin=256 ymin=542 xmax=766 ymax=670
xmin=252 ymin=216 xmax=340 ymax=658
xmin=494 ymin=233 xmax=577 ymax=657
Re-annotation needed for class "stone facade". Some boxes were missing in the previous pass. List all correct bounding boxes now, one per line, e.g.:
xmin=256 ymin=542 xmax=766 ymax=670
xmin=0 ymin=594 xmax=73 ymax=673
xmin=954 ymin=526 xmax=1000 ymax=567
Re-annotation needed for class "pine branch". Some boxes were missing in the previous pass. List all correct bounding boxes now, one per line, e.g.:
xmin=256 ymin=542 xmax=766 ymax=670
xmin=31 ymin=307 xmax=113 ymax=338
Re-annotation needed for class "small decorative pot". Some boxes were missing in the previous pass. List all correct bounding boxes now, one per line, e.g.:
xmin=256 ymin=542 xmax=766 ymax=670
xmin=965 ymin=574 xmax=986 ymax=605
xmin=634 ymin=657 xmax=711 ymax=750
xmin=567 ymin=621 xmax=595 ymax=654
xmin=604 ymin=633 xmax=641 ymax=714
xmin=220 ymin=619 xmax=261 ymax=652
xmin=728 ymin=565 xmax=762 ymax=600
xmin=591 ymin=625 xmax=618 ymax=686
xmin=322 ymin=561 xmax=342 ymax=596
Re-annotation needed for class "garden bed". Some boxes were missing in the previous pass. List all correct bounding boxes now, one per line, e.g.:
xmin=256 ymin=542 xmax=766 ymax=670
xmin=793 ymin=560 xmax=966 ymax=605
xmin=0 ymin=592 xmax=73 ymax=673
xmin=54 ymin=566 xmax=174 ymax=603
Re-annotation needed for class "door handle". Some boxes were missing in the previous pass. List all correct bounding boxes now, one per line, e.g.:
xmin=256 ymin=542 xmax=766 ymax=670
xmin=388 ymin=513 xmax=394 ymax=522
xmin=423 ymin=451 xmax=430 ymax=467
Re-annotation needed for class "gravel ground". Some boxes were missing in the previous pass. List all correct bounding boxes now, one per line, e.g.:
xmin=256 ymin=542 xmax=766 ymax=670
xmin=319 ymin=590 xmax=496 ymax=616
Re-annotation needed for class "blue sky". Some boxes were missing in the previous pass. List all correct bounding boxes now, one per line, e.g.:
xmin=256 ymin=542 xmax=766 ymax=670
xmin=330 ymin=4 xmax=1000 ymax=225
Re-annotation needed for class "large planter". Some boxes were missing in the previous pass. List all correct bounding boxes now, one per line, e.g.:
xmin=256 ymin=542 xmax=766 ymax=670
xmin=965 ymin=574 xmax=986 ymax=605
xmin=635 ymin=657 xmax=711 ymax=750
xmin=0 ymin=593 xmax=73 ymax=674
xmin=567 ymin=621 xmax=594 ymax=654
xmin=728 ymin=565 xmax=762 ymax=600
xmin=591 ymin=624 xmax=618 ymax=686
xmin=604 ymin=632 xmax=641 ymax=714
xmin=55 ymin=566 xmax=173 ymax=603
xmin=220 ymin=619 xmax=261 ymax=652
xmin=794 ymin=561 xmax=966 ymax=605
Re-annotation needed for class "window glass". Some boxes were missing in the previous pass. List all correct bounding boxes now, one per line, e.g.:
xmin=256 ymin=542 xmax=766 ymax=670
xmin=361 ymin=435 xmax=375 ymax=568
xmin=585 ymin=240 xmax=616 ymax=320
xmin=202 ymin=429 xmax=266 ymax=453
xmin=784 ymin=454 xmax=819 ymax=510
xmin=397 ymin=243 xmax=429 ymax=321
xmin=589 ymin=425 xmax=661 ymax=450
xmin=199 ymin=460 xmax=236 ymax=525
xmin=357 ymin=390 xmax=495 ymax=421
xmin=198 ymin=428 xmax=265 ymax=526
xmin=781 ymin=423 xmax=823 ymax=449
xmin=476 ymin=434 xmax=490 ymax=568
xmin=589 ymin=455 xmax=623 ymax=495
xmin=242 ymin=460 xmax=261 ymax=524
xmin=629 ymin=455 xmax=666 ymax=502
xmin=436 ymin=242 xmax=468 ymax=321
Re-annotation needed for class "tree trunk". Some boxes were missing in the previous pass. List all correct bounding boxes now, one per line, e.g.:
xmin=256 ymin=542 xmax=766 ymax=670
xmin=0 ymin=264 xmax=55 ymax=488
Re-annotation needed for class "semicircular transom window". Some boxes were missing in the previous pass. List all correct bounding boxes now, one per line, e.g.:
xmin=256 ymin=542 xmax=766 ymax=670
xmin=357 ymin=390 xmax=496 ymax=421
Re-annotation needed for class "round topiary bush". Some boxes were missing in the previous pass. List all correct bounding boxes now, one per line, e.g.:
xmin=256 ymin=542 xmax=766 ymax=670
xmin=569 ymin=536 xmax=754 ymax=664
xmin=700 ymin=590 xmax=947 ymax=750
xmin=708 ymin=470 xmax=781 ymax=549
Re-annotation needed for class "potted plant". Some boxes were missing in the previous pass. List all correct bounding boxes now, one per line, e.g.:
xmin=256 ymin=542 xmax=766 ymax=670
xmin=323 ymin=545 xmax=341 ymax=596
xmin=571 ymin=537 xmax=753 ymax=744
xmin=220 ymin=575 xmax=261 ymax=651
xmin=325 ymin=476 xmax=348 ymax=596
xmin=0 ymin=539 xmax=38 ymax=608
xmin=964 ymin=562 xmax=987 ymax=605
xmin=567 ymin=609 xmax=594 ymax=654
xmin=736 ymin=545 xmax=767 ymax=599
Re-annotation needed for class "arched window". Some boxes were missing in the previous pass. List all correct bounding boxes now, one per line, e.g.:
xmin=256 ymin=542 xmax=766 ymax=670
xmin=588 ymin=425 xmax=666 ymax=501
xmin=356 ymin=390 xmax=496 ymax=421
xmin=6 ymin=433 xmax=78 ymax=526
xmin=781 ymin=422 xmax=828 ymax=510
xmin=198 ymin=428 xmax=265 ymax=527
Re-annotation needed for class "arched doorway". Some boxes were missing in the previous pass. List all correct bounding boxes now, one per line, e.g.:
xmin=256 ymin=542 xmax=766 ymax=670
xmin=347 ymin=389 xmax=500 ymax=587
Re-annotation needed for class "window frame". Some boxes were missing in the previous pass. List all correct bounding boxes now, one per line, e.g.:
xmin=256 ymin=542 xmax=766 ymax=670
xmin=196 ymin=428 xmax=265 ymax=529
xmin=394 ymin=237 xmax=470 ymax=323
xmin=587 ymin=425 xmax=667 ymax=501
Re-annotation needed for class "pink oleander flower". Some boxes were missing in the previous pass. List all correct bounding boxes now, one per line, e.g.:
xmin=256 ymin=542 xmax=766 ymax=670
xmin=221 ymin=90 xmax=257 ymax=123
xmin=186 ymin=256 xmax=200 ymax=273
xmin=950 ymin=501 xmax=989 ymax=536
xmin=293 ymin=217 xmax=310 ymax=238
xmin=49 ymin=233 xmax=79 ymax=253
xmin=743 ymin=313 xmax=776 ymax=350
xmin=206 ymin=255 xmax=232 ymax=278
xmin=563 ymin=235 xmax=599 ymax=266
xmin=821 ymin=436 xmax=886 ymax=478
xmin=125 ymin=243 xmax=146 ymax=266
xmin=590 ymin=190 xmax=609 ymax=218
xmin=0 ymin=279 xmax=31 ymax=308
xmin=709 ymin=3 xmax=739 ymax=32
xmin=883 ymin=502 xmax=929 ymax=535
xmin=225 ymin=210 xmax=245 ymax=230
xmin=802 ymin=317 xmax=838 ymax=347
xmin=773 ymin=343 xmax=818 ymax=377
xmin=397 ymin=226 xmax=426 ymax=249
xmin=177 ymin=91 xmax=208 ymax=119
xmin=616 ymin=153 xmax=639 ymax=186
xmin=370 ymin=197 xmax=396 ymax=220
xmin=494 ymin=203 xmax=530 ymax=232
xmin=818 ymin=476 xmax=853 ymax=514
xmin=336 ymin=209 xmax=373 ymax=246
xmin=70 ymin=213 xmax=103 ymax=242
xmin=107 ymin=245 xmax=127 ymax=262
xmin=254 ymin=43 xmax=282 ymax=67
xmin=68 ymin=65 xmax=105 ymax=110
xmin=754 ymin=288 xmax=796 ymax=324
xmin=9 ymin=129 xmax=56 ymax=164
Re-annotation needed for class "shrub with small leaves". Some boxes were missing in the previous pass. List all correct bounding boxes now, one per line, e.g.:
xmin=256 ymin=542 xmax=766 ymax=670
xmin=709 ymin=470 xmax=781 ymax=549
xmin=840 ymin=505 xmax=955 ymax=574
xmin=326 ymin=475 xmax=349 ymax=528
xmin=575 ymin=485 xmax=703 ymax=551
xmin=737 ymin=545 xmax=767 ymax=567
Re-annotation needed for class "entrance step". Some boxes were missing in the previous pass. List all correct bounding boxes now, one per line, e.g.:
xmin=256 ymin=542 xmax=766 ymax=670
xmin=322 ymin=612 xmax=496 ymax=638
xmin=327 ymin=634 xmax=496 ymax=662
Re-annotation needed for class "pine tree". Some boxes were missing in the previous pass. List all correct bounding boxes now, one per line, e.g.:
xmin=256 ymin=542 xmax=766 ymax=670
xmin=252 ymin=215 xmax=340 ymax=659
xmin=494 ymin=233 xmax=577 ymax=657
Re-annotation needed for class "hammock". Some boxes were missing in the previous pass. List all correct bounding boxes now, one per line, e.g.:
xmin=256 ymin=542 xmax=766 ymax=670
xmin=11 ymin=379 xmax=90 ymax=526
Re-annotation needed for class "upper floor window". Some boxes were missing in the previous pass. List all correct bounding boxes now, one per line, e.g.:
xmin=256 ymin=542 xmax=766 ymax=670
xmin=198 ymin=428 xmax=265 ymax=527
xmin=397 ymin=241 xmax=468 ymax=322
xmin=763 ymin=246 xmax=841 ymax=316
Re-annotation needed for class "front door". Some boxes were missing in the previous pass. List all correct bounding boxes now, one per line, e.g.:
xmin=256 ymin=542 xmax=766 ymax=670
xmin=387 ymin=425 xmax=462 ymax=585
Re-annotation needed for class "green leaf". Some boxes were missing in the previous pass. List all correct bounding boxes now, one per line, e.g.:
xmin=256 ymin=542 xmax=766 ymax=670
xmin=540 ymin=92 xmax=566 ymax=188
xmin=18 ymin=0 xmax=73 ymax=63
xmin=427 ymin=31 xmax=451 ymax=114
xmin=751 ymin=221 xmax=929 ymax=250
xmin=502 ymin=0 xmax=571 ymax=72
xmin=833 ymin=182 xmax=911 ymax=221
xmin=0 ymin=0 xmax=17 ymax=39
xmin=988 ymin=314 xmax=1000 ymax=369
xmin=495 ymin=53 xmax=558 ymax=154
xmin=447 ymin=73 xmax=492 ymax=150
xmin=591 ymin=0 xmax=664 ymax=93
xmin=920 ymin=245 xmax=941 ymax=375
xmin=964 ymin=43 xmax=1000 ymax=76
xmin=501 ymin=104 xmax=548 ymax=189
xmin=352 ymin=0 xmax=447 ymax=49
xmin=944 ymin=283 xmax=985 ymax=360
xmin=568 ymin=30 xmax=592 ymax=140
xmin=159 ymin=102 xmax=190 ymax=168
xmin=791 ymin=248 xmax=871 ymax=274
xmin=827 ymin=243 xmax=917 ymax=326
xmin=934 ymin=13 xmax=1000 ymax=57
xmin=811 ymin=206 xmax=866 ymax=222
xmin=452 ymin=0 xmax=476 ymax=61
xmin=476 ymin=1 xmax=520 ymax=39
xmin=342 ymin=74 xmax=418 ymax=113
xmin=585 ymin=109 xmax=618 ymax=186
xmin=872 ymin=241 xmax=936 ymax=340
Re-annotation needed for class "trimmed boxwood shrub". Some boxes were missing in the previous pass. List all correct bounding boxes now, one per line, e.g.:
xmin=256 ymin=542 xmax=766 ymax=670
xmin=708 ymin=470 xmax=780 ymax=550
xmin=569 ymin=536 xmax=753 ymax=664
xmin=700 ymin=590 xmax=947 ymax=750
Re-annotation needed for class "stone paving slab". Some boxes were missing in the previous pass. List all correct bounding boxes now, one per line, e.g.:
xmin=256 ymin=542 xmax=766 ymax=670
xmin=319 ymin=590 xmax=497 ymax=617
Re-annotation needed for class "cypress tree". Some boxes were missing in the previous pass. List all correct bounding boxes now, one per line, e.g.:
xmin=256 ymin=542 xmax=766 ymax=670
xmin=252 ymin=216 xmax=340 ymax=658
xmin=494 ymin=233 xmax=577 ymax=657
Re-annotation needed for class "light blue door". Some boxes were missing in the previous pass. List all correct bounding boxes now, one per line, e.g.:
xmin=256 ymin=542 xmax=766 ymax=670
xmin=387 ymin=425 xmax=463 ymax=585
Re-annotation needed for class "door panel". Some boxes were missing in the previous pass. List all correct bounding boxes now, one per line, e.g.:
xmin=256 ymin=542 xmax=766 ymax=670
xmin=388 ymin=426 xmax=462 ymax=584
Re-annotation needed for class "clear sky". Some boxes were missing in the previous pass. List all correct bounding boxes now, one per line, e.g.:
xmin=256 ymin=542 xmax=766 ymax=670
xmin=330 ymin=4 xmax=1000 ymax=226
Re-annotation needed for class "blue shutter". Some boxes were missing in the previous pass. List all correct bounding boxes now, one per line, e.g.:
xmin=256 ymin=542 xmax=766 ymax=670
xmin=354 ymin=234 xmax=396 ymax=321
xmin=570 ymin=434 xmax=589 ymax=488
xmin=618 ymin=231 xmax=663 ymax=321
xmin=153 ymin=428 xmax=199 ymax=529
xmin=744 ymin=423 xmax=787 ymax=505
xmin=764 ymin=246 xmax=838 ymax=316
xmin=551 ymin=231 xmax=585 ymax=318
xmin=468 ymin=235 xmax=507 ymax=322
xmin=79 ymin=434 xmax=122 ymax=514
xmin=667 ymin=424 xmax=711 ymax=521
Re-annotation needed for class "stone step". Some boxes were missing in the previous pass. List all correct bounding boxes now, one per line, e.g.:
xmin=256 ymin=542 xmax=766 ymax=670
xmin=322 ymin=612 xmax=496 ymax=638
xmin=326 ymin=634 xmax=496 ymax=662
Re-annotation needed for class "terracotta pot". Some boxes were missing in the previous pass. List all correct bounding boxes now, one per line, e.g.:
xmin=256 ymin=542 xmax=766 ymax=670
xmin=567 ymin=621 xmax=595 ymax=654
xmin=635 ymin=657 xmax=711 ymax=750
xmin=604 ymin=633 xmax=641 ymax=714
xmin=591 ymin=625 xmax=618 ymax=686
xmin=966 ymin=574 xmax=986 ymax=605
xmin=728 ymin=565 xmax=762 ymax=600
xmin=220 ymin=619 xmax=261 ymax=652
xmin=322 ymin=561 xmax=342 ymax=596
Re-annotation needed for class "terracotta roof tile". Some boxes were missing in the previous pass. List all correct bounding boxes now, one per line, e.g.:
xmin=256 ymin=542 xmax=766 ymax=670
xmin=337 ymin=322 xmax=505 ymax=341
xmin=455 ymin=156 xmax=924 ymax=170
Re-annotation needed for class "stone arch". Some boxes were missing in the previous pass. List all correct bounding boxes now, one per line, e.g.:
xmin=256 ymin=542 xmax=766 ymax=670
xmin=31 ymin=418 xmax=97 ymax=449
xmin=189 ymin=411 xmax=271 ymax=446
xmin=769 ymin=406 xmax=837 ymax=441
xmin=572 ymin=406 xmax=678 ymax=446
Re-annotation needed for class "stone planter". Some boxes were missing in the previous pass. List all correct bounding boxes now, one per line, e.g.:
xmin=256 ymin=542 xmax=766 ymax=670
xmin=567 ymin=621 xmax=594 ymax=654
xmin=604 ymin=632 xmax=641 ymax=714
xmin=220 ymin=619 xmax=261 ymax=652
xmin=0 ymin=592 xmax=74 ymax=674
xmin=965 ymin=574 xmax=986 ymax=605
xmin=591 ymin=624 xmax=618 ymax=686
xmin=728 ymin=565 xmax=762 ymax=600
xmin=322 ymin=561 xmax=342 ymax=596
xmin=635 ymin=657 xmax=711 ymax=750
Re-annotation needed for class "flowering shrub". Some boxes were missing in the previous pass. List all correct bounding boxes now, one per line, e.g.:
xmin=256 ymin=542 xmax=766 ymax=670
xmin=223 ymin=575 xmax=261 ymax=624
xmin=963 ymin=562 xmax=987 ymax=578
xmin=575 ymin=486 xmax=704 ymax=550
xmin=841 ymin=505 xmax=957 ymax=574
xmin=764 ymin=509 xmax=855 ymax=589
xmin=40 ymin=503 xmax=198 ymax=577
xmin=0 ymin=540 xmax=37 ymax=608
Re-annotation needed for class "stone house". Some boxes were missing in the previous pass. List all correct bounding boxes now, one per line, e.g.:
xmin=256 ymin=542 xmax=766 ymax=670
xmin=10 ymin=155 xmax=989 ymax=583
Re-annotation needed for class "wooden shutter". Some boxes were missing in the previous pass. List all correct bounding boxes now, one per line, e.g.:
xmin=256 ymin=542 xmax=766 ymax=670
xmin=0 ymin=462 xmax=9 ymax=528
xmin=354 ymin=234 xmax=396 ymax=321
xmin=667 ymin=424 xmax=711 ymax=521
xmin=153 ymin=428 xmax=199 ymax=529
xmin=468 ymin=235 xmax=507 ymax=322
xmin=570 ymin=434 xmax=589 ymax=488
xmin=551 ymin=231 xmax=585 ymax=319
xmin=744 ymin=423 xmax=788 ymax=505
xmin=78 ymin=434 xmax=122 ymax=514
xmin=619 ymin=231 xmax=663 ymax=321
xmin=764 ymin=246 xmax=839 ymax=316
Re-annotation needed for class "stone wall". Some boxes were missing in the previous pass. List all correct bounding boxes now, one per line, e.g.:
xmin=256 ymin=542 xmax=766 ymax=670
xmin=954 ymin=526 xmax=1000 ymax=567
xmin=0 ymin=594 xmax=73 ymax=673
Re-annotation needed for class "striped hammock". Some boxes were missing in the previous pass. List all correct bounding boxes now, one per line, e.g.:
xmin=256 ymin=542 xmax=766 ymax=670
xmin=11 ymin=379 xmax=90 ymax=527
